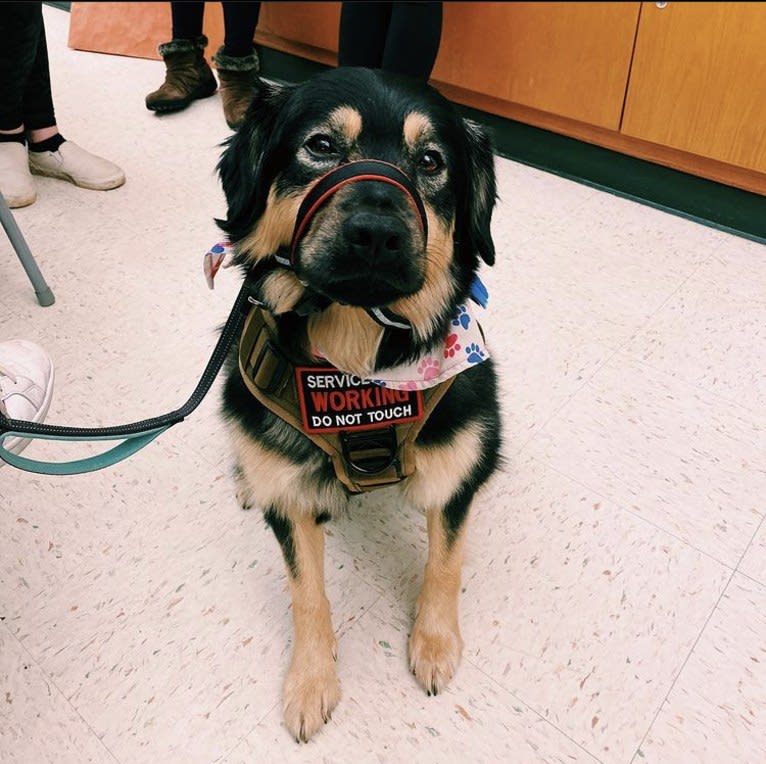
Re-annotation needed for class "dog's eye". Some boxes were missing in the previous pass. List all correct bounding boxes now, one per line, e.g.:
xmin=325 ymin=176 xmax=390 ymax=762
xmin=305 ymin=134 xmax=337 ymax=156
xmin=418 ymin=150 xmax=444 ymax=174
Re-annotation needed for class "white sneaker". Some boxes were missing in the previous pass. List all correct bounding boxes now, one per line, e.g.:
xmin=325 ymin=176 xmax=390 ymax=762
xmin=28 ymin=140 xmax=125 ymax=191
xmin=0 ymin=142 xmax=36 ymax=208
xmin=0 ymin=340 xmax=55 ymax=458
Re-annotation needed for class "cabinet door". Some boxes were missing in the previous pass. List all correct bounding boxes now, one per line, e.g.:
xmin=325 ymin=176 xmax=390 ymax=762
xmin=432 ymin=2 xmax=640 ymax=129
xmin=622 ymin=2 xmax=766 ymax=173
xmin=257 ymin=2 xmax=640 ymax=131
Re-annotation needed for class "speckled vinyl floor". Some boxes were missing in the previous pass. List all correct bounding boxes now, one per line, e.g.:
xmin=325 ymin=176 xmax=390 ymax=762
xmin=2 ymin=7 xmax=765 ymax=764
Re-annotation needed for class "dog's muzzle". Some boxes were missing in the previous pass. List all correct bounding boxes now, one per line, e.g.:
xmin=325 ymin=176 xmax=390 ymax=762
xmin=288 ymin=159 xmax=429 ymax=266
xmin=268 ymin=160 xmax=428 ymax=331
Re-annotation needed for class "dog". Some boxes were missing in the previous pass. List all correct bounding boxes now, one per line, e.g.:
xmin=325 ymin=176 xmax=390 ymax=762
xmin=216 ymin=66 xmax=501 ymax=742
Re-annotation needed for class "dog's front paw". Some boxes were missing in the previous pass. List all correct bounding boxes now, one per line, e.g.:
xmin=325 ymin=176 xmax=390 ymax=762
xmin=283 ymin=649 xmax=340 ymax=743
xmin=408 ymin=614 xmax=464 ymax=696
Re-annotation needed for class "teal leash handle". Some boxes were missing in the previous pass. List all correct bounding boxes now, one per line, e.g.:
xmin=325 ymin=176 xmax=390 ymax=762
xmin=0 ymin=276 xmax=251 ymax=475
xmin=0 ymin=426 xmax=169 ymax=475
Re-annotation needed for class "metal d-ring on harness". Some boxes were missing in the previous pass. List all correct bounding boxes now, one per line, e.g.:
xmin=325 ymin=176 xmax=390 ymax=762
xmin=0 ymin=160 xmax=433 ymax=477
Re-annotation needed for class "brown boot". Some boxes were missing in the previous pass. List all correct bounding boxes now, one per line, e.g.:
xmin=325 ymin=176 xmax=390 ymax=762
xmin=145 ymin=36 xmax=217 ymax=113
xmin=212 ymin=47 xmax=260 ymax=130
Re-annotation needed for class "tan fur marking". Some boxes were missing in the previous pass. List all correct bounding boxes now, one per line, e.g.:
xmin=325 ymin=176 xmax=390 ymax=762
xmin=403 ymin=112 xmax=434 ymax=149
xmin=307 ymin=305 xmax=384 ymax=378
xmin=389 ymin=210 xmax=456 ymax=339
xmin=282 ymin=514 xmax=340 ymax=742
xmin=409 ymin=506 xmax=467 ymax=694
xmin=259 ymin=269 xmax=306 ymax=314
xmin=230 ymin=422 xmax=348 ymax=517
xmin=405 ymin=421 xmax=483 ymax=511
xmin=328 ymin=105 xmax=363 ymax=143
xmin=239 ymin=185 xmax=303 ymax=261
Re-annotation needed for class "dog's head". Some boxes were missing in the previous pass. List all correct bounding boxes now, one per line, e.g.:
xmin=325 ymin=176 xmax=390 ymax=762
xmin=218 ymin=67 xmax=496 ymax=366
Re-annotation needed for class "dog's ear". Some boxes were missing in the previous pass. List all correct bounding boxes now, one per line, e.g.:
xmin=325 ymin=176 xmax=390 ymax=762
xmin=216 ymin=79 xmax=294 ymax=243
xmin=460 ymin=118 xmax=497 ymax=266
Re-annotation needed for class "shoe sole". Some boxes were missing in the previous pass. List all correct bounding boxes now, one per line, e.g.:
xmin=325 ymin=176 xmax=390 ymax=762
xmin=1 ymin=357 xmax=55 ymax=458
xmin=146 ymin=83 xmax=218 ymax=114
xmin=28 ymin=164 xmax=125 ymax=191
xmin=2 ymin=191 xmax=36 ymax=208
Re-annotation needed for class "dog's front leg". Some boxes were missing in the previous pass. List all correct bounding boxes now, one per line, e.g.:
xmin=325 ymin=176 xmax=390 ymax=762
xmin=264 ymin=509 xmax=340 ymax=742
xmin=409 ymin=497 xmax=470 ymax=695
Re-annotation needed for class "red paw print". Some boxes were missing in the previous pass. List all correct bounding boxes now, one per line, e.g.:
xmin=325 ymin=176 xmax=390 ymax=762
xmin=444 ymin=333 xmax=461 ymax=358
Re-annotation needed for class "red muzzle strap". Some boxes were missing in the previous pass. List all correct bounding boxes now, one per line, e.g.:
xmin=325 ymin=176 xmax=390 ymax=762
xmin=288 ymin=159 xmax=429 ymax=266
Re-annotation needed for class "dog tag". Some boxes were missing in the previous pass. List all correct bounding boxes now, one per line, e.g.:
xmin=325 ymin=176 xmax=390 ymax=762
xmin=295 ymin=367 xmax=423 ymax=434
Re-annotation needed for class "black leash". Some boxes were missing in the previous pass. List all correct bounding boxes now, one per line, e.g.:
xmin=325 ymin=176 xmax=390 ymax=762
xmin=0 ymin=277 xmax=251 ymax=475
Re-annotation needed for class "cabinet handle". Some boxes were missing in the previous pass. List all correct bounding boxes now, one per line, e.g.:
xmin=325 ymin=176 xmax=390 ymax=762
xmin=656 ymin=1 xmax=668 ymax=7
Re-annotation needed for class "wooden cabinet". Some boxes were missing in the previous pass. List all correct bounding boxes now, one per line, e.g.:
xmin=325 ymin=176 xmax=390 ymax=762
xmin=622 ymin=2 xmax=766 ymax=174
xmin=68 ymin=2 xmax=766 ymax=194
xmin=431 ymin=3 xmax=640 ymax=130
xmin=252 ymin=1 xmax=764 ymax=193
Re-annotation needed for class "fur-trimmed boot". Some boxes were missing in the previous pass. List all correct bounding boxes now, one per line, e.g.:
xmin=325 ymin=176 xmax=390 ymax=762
xmin=145 ymin=35 xmax=218 ymax=113
xmin=212 ymin=47 xmax=260 ymax=130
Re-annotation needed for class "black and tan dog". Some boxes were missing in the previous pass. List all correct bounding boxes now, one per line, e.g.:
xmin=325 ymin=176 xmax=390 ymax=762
xmin=217 ymin=66 xmax=501 ymax=741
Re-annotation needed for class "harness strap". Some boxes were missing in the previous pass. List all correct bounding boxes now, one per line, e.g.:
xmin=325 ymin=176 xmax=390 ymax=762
xmin=238 ymin=306 xmax=453 ymax=494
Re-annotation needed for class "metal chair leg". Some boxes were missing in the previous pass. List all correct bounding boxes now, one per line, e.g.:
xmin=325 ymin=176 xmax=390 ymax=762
xmin=0 ymin=194 xmax=55 ymax=307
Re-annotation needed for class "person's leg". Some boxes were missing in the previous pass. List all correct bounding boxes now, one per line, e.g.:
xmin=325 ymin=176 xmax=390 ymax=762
xmin=381 ymin=1 xmax=443 ymax=81
xmin=221 ymin=1 xmax=261 ymax=57
xmin=0 ymin=2 xmax=49 ymax=133
xmin=214 ymin=2 xmax=262 ymax=130
xmin=338 ymin=2 xmax=391 ymax=69
xmin=0 ymin=3 xmax=46 ymax=207
xmin=170 ymin=2 xmax=205 ymax=40
xmin=20 ymin=4 xmax=58 ymax=137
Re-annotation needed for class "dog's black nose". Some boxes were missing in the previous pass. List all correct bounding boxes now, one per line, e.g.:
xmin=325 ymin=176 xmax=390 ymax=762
xmin=343 ymin=212 xmax=406 ymax=260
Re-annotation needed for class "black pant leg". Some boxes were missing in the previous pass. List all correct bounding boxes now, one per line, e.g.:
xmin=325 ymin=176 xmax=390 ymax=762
xmin=0 ymin=2 xmax=54 ymax=130
xmin=221 ymin=2 xmax=261 ymax=56
xmin=171 ymin=1 xmax=205 ymax=40
xmin=338 ymin=2 xmax=391 ymax=69
xmin=381 ymin=1 xmax=442 ymax=80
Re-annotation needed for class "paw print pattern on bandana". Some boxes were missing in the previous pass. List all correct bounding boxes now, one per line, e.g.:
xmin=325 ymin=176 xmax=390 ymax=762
xmin=452 ymin=305 xmax=471 ymax=330
xmin=418 ymin=357 xmax=441 ymax=381
xmin=444 ymin=333 xmax=461 ymax=358
xmin=364 ymin=302 xmax=489 ymax=390
xmin=465 ymin=343 xmax=485 ymax=364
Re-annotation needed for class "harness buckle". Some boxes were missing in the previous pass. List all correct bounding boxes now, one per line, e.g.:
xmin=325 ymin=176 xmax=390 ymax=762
xmin=340 ymin=425 xmax=398 ymax=475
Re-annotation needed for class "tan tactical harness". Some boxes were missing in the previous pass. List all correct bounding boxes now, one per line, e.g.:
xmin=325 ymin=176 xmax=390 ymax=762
xmin=238 ymin=305 xmax=454 ymax=494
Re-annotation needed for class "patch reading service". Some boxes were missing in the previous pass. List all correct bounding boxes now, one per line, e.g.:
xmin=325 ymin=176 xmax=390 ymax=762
xmin=296 ymin=367 xmax=423 ymax=434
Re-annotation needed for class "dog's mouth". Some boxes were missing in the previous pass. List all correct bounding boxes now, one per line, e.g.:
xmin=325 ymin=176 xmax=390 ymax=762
xmin=296 ymin=242 xmax=426 ymax=308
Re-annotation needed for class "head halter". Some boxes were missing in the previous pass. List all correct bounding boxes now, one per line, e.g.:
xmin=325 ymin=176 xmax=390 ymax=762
xmin=271 ymin=160 xmax=429 ymax=330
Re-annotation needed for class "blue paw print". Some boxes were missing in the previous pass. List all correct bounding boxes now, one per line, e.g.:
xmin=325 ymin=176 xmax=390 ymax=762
xmin=465 ymin=343 xmax=485 ymax=363
xmin=452 ymin=305 xmax=471 ymax=330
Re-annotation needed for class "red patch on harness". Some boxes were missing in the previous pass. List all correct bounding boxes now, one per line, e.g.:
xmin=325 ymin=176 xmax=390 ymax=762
xmin=295 ymin=367 xmax=423 ymax=434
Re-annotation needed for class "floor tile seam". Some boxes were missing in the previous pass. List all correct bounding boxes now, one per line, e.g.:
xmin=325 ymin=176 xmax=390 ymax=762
xmin=732 ymin=513 xmax=766 ymax=586
xmin=217 ymin=589 xmax=386 ymax=761
xmin=513 ymin=334 xmax=626 ymax=457
xmin=216 ymin=699 xmax=282 ymax=763
xmin=628 ymin=561 xmax=742 ymax=764
xmin=513 ymin=258 xmax=709 ymax=457
xmin=461 ymin=654 xmax=605 ymax=764
xmin=628 ymin=506 xmax=764 ymax=762
xmin=524 ymin=453 xmax=740 ymax=572
xmin=0 ymin=619 xmax=123 ymax=764
xmin=611 ymin=349 xmax=765 ymax=420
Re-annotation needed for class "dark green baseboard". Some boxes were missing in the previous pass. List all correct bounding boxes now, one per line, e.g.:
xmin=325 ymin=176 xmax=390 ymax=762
xmin=258 ymin=47 xmax=765 ymax=246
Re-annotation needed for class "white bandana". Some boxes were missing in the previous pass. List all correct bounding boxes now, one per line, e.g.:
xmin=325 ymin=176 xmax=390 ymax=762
xmin=366 ymin=303 xmax=490 ymax=391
